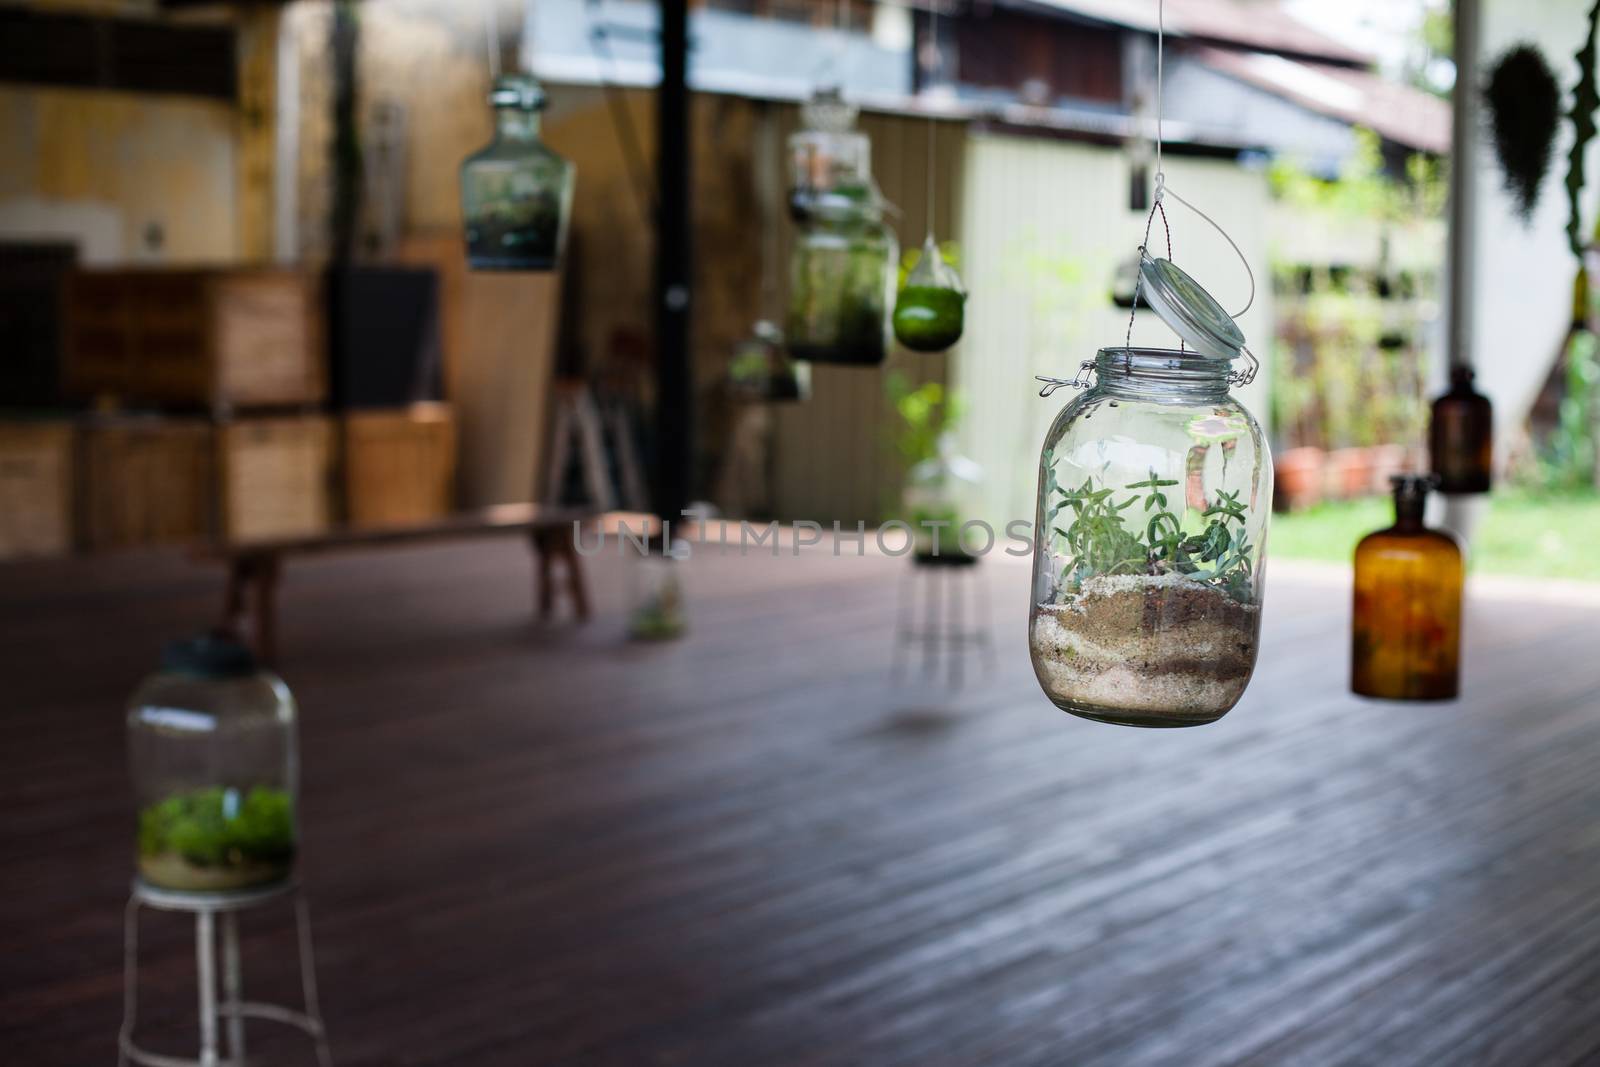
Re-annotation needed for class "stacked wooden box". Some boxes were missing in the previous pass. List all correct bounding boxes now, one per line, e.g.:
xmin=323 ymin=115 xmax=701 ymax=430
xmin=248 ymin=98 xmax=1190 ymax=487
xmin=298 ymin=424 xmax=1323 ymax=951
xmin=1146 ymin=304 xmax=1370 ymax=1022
xmin=0 ymin=267 xmax=458 ymax=560
xmin=62 ymin=269 xmax=326 ymax=412
xmin=62 ymin=269 xmax=335 ymax=551
xmin=342 ymin=404 xmax=456 ymax=530
xmin=0 ymin=422 xmax=76 ymax=559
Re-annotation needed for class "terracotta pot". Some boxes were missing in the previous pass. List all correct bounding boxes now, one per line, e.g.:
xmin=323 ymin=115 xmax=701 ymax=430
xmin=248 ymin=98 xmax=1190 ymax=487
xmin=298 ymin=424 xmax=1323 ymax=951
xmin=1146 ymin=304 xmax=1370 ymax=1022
xmin=1327 ymin=447 xmax=1378 ymax=500
xmin=1368 ymin=444 xmax=1408 ymax=495
xmin=1274 ymin=447 xmax=1325 ymax=512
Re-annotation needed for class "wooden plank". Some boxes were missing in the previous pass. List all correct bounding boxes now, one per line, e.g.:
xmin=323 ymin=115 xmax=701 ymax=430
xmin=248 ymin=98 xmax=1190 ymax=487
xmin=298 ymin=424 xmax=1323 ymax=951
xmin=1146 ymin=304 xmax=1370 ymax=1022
xmin=205 ymin=502 xmax=595 ymax=557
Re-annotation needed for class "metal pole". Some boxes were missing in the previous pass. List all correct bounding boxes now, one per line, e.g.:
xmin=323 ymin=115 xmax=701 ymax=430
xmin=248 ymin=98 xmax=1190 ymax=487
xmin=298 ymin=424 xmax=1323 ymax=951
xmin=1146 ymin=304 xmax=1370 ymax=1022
xmin=1446 ymin=0 xmax=1480 ymax=371
xmin=1442 ymin=0 xmax=1488 ymax=545
xmin=656 ymin=0 xmax=693 ymax=524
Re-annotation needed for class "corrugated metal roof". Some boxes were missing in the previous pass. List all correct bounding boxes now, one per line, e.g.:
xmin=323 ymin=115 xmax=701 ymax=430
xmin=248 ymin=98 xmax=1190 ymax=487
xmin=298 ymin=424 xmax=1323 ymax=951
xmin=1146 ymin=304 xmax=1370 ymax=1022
xmin=1194 ymin=45 xmax=1450 ymax=153
xmin=1022 ymin=0 xmax=1372 ymax=66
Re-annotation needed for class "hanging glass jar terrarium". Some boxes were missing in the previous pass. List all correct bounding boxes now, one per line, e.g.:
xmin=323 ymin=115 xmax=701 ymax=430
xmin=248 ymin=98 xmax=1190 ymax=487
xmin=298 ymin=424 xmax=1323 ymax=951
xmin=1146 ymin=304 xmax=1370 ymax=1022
xmin=894 ymin=236 xmax=965 ymax=352
xmin=629 ymin=536 xmax=689 ymax=640
xmin=1352 ymin=475 xmax=1462 ymax=701
xmin=1029 ymin=256 xmax=1270 ymax=728
xmin=127 ymin=635 xmax=298 ymax=891
xmin=904 ymin=432 xmax=983 ymax=560
xmin=728 ymin=320 xmax=811 ymax=402
xmin=460 ymin=73 xmax=575 ymax=271
xmin=1428 ymin=364 xmax=1493 ymax=494
xmin=786 ymin=89 xmax=898 ymax=366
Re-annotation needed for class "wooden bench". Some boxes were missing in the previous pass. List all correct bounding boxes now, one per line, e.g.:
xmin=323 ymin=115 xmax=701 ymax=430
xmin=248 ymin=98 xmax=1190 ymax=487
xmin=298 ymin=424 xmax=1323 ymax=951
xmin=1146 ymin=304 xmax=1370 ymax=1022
xmin=202 ymin=503 xmax=596 ymax=663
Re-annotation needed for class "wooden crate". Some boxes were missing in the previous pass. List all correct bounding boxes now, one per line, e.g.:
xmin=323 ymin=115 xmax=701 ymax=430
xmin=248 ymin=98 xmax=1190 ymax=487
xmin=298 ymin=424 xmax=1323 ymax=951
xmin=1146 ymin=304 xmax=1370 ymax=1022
xmin=80 ymin=418 xmax=214 ymax=551
xmin=342 ymin=405 xmax=457 ymax=529
xmin=216 ymin=415 xmax=334 ymax=544
xmin=0 ymin=421 xmax=75 ymax=559
xmin=62 ymin=268 xmax=324 ymax=411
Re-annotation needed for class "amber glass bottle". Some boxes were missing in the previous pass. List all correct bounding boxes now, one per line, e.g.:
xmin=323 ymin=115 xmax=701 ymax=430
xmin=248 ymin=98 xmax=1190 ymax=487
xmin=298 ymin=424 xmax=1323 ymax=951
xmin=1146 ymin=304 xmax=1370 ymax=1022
xmin=1429 ymin=365 xmax=1493 ymax=493
xmin=1351 ymin=475 xmax=1462 ymax=701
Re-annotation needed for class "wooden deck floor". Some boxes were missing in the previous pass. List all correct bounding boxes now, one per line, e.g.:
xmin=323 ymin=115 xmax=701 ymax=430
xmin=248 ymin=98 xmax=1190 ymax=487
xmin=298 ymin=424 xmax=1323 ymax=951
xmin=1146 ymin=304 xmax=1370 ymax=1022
xmin=4 ymin=539 xmax=1600 ymax=1066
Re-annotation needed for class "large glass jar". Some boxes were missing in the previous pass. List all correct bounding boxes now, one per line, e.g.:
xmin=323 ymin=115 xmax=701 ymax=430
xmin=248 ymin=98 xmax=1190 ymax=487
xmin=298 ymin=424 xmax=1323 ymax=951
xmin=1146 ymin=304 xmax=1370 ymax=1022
xmin=127 ymin=635 xmax=298 ymax=891
xmin=1029 ymin=348 xmax=1272 ymax=728
xmin=1351 ymin=475 xmax=1462 ymax=700
xmin=786 ymin=90 xmax=897 ymax=366
xmin=460 ymin=74 xmax=575 ymax=271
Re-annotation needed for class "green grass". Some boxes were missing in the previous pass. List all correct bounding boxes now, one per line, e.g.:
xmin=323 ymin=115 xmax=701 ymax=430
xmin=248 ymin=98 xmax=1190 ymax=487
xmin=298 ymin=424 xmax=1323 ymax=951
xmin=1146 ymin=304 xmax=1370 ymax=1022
xmin=1269 ymin=491 xmax=1600 ymax=582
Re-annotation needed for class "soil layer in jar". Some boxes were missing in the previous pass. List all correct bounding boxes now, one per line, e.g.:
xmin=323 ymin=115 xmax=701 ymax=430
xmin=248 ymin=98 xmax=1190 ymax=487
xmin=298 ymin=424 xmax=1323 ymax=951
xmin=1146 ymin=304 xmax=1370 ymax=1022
xmin=465 ymin=209 xmax=561 ymax=271
xmin=1031 ymin=574 xmax=1259 ymax=727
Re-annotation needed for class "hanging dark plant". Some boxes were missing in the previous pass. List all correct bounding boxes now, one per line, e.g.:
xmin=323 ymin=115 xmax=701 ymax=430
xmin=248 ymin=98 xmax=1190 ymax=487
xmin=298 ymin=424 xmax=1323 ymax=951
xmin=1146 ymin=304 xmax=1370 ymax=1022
xmin=1566 ymin=0 xmax=1600 ymax=256
xmin=1482 ymin=44 xmax=1562 ymax=222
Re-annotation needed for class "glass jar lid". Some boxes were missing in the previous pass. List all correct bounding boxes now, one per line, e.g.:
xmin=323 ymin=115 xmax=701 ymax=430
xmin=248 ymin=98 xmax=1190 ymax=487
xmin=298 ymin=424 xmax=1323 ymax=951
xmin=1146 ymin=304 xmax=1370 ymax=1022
xmin=489 ymin=73 xmax=547 ymax=111
xmin=161 ymin=633 xmax=258 ymax=679
xmin=1137 ymin=254 xmax=1245 ymax=362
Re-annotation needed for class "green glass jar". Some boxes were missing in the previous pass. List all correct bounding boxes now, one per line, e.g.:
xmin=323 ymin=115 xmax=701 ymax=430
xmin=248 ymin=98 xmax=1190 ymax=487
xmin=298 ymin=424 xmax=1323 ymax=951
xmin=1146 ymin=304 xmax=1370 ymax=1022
xmin=127 ymin=635 xmax=298 ymax=892
xmin=460 ymin=74 xmax=575 ymax=271
xmin=894 ymin=235 xmax=965 ymax=352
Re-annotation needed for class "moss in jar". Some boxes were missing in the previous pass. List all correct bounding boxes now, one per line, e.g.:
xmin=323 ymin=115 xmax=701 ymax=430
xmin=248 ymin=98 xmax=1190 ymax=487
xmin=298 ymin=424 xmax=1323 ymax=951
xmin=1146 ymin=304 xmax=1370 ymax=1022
xmin=465 ymin=194 xmax=563 ymax=270
xmin=138 ymin=785 xmax=296 ymax=891
xmin=1030 ymin=470 xmax=1261 ymax=727
xmin=631 ymin=575 xmax=687 ymax=640
xmin=893 ymin=286 xmax=965 ymax=352
xmin=788 ymin=294 xmax=888 ymax=366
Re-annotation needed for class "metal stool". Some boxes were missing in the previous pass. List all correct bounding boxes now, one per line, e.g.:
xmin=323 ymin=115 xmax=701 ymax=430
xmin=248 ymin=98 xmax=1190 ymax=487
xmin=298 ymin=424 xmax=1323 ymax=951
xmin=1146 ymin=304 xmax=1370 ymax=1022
xmin=119 ymin=878 xmax=332 ymax=1067
xmin=891 ymin=552 xmax=997 ymax=690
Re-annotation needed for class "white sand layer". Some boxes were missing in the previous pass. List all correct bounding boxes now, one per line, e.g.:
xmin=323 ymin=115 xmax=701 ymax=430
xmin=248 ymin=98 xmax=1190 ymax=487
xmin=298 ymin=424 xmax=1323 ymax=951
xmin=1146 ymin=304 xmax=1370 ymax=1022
xmin=1030 ymin=587 xmax=1257 ymax=720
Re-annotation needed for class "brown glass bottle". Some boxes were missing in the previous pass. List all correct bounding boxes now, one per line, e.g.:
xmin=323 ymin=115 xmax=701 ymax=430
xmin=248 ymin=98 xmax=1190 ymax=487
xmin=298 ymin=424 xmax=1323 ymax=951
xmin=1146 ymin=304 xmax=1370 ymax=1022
xmin=1351 ymin=476 xmax=1462 ymax=701
xmin=1429 ymin=365 xmax=1493 ymax=493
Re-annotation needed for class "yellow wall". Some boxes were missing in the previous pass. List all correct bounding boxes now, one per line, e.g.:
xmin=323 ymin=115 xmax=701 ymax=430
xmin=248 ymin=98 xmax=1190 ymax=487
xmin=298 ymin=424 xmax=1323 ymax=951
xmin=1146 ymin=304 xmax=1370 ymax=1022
xmin=0 ymin=87 xmax=240 ymax=264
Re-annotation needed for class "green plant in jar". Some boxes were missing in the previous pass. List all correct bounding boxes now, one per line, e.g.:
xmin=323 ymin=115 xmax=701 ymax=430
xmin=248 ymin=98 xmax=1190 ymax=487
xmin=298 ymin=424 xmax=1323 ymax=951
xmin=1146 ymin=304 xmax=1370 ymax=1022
xmin=787 ymin=204 xmax=897 ymax=366
xmin=138 ymin=785 xmax=297 ymax=890
xmin=1046 ymin=468 xmax=1256 ymax=603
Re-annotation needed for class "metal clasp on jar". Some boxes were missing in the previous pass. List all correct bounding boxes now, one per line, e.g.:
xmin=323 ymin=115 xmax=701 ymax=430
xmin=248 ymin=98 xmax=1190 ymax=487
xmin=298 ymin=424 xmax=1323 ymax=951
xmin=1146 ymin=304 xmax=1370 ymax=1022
xmin=1035 ymin=362 xmax=1098 ymax=397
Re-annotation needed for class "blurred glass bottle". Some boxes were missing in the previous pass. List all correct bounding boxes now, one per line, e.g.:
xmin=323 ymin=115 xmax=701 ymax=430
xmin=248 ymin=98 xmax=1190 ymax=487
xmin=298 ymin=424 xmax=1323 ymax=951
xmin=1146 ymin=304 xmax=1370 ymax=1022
xmin=786 ymin=89 xmax=897 ymax=366
xmin=1428 ymin=365 xmax=1492 ymax=494
xmin=1351 ymin=475 xmax=1462 ymax=701
xmin=460 ymin=74 xmax=575 ymax=271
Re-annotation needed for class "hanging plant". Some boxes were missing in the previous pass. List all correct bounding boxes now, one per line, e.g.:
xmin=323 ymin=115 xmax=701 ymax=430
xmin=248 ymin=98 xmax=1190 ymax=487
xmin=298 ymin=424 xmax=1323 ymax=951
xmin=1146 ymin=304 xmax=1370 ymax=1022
xmin=1567 ymin=0 xmax=1600 ymax=256
xmin=1482 ymin=44 xmax=1561 ymax=221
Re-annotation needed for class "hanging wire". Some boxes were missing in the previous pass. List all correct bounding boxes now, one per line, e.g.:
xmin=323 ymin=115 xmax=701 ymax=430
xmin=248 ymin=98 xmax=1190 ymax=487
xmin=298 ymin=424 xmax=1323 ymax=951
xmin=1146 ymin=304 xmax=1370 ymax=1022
xmin=1145 ymin=0 xmax=1256 ymax=320
xmin=924 ymin=2 xmax=938 ymax=243
xmin=584 ymin=0 xmax=656 ymax=222
xmin=484 ymin=2 xmax=501 ymax=79
xmin=1154 ymin=0 xmax=1163 ymax=188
